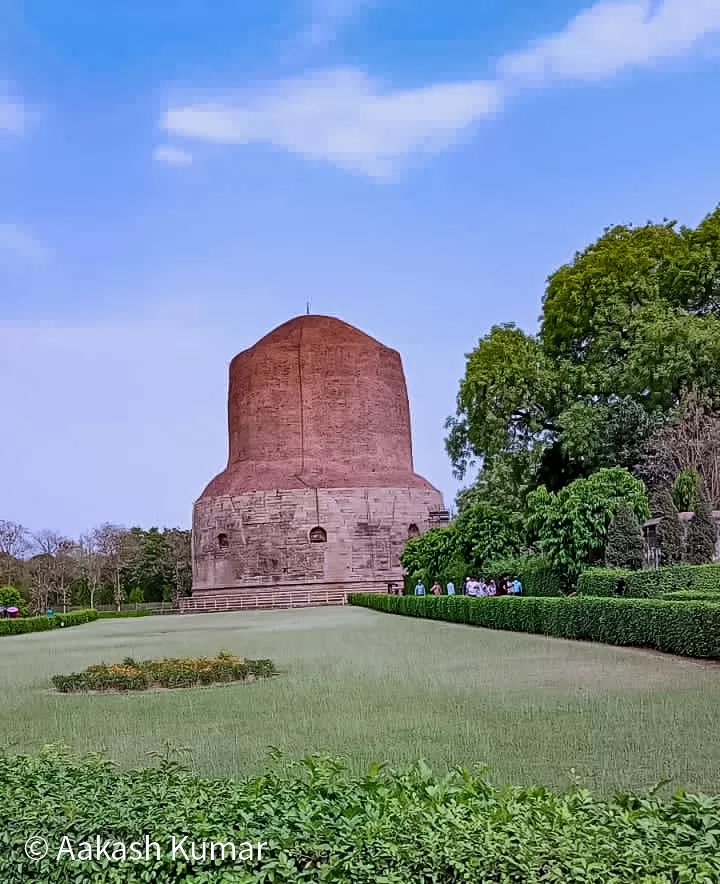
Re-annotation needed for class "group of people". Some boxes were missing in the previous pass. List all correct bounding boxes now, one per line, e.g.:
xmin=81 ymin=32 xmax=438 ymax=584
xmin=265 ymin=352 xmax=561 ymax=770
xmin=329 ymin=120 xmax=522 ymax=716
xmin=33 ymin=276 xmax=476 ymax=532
xmin=411 ymin=576 xmax=522 ymax=597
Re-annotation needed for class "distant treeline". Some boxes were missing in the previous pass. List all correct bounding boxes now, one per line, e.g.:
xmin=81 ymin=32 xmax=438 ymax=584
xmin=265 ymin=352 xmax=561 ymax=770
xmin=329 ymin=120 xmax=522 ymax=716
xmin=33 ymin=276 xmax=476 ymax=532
xmin=0 ymin=521 xmax=191 ymax=613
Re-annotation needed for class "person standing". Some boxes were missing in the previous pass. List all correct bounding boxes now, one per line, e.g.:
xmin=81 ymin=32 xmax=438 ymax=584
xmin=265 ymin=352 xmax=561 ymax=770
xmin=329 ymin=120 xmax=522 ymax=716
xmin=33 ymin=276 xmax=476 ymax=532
xmin=446 ymin=581 xmax=455 ymax=596
xmin=414 ymin=580 xmax=426 ymax=596
xmin=431 ymin=582 xmax=442 ymax=596
xmin=512 ymin=576 xmax=523 ymax=595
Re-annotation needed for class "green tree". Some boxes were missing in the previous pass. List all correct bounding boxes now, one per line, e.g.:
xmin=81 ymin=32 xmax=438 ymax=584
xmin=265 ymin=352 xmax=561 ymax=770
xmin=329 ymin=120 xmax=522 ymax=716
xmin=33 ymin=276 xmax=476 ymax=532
xmin=453 ymin=504 xmax=524 ymax=573
xmin=656 ymin=491 xmax=684 ymax=566
xmin=605 ymin=505 xmax=644 ymax=570
xmin=400 ymin=525 xmax=460 ymax=583
xmin=672 ymin=468 xmax=701 ymax=512
xmin=526 ymin=468 xmax=650 ymax=578
xmin=445 ymin=324 xmax=562 ymax=480
xmin=447 ymin=206 xmax=720 ymax=502
xmin=128 ymin=587 xmax=144 ymax=609
xmin=685 ymin=482 xmax=717 ymax=565
xmin=559 ymin=397 xmax=664 ymax=476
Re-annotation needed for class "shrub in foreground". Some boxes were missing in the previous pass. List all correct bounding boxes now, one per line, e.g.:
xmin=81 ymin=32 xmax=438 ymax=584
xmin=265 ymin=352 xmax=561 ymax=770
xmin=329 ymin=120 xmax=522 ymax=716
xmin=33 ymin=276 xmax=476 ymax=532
xmin=0 ymin=609 xmax=97 ymax=637
xmin=52 ymin=651 xmax=277 ymax=692
xmin=1 ymin=746 xmax=719 ymax=883
xmin=349 ymin=593 xmax=720 ymax=659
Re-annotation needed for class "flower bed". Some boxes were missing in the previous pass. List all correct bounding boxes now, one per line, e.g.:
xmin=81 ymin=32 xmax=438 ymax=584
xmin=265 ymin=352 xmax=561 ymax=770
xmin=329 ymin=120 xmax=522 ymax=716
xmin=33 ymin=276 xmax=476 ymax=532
xmin=52 ymin=651 xmax=277 ymax=692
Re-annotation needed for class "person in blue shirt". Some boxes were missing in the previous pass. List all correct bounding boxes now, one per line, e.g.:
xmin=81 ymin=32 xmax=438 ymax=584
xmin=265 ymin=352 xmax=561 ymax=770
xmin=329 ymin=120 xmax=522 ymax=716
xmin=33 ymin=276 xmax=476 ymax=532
xmin=446 ymin=581 xmax=455 ymax=595
xmin=414 ymin=581 xmax=425 ymax=596
xmin=511 ymin=577 xmax=523 ymax=595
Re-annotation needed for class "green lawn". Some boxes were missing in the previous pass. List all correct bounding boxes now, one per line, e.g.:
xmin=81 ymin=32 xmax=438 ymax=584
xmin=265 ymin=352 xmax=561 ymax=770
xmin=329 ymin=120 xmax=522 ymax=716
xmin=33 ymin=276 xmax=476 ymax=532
xmin=1 ymin=606 xmax=719 ymax=794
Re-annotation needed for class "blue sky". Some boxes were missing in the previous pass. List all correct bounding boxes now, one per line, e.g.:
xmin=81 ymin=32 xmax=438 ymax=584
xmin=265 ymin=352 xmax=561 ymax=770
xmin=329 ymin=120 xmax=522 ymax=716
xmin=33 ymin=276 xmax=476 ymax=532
xmin=2 ymin=0 xmax=720 ymax=538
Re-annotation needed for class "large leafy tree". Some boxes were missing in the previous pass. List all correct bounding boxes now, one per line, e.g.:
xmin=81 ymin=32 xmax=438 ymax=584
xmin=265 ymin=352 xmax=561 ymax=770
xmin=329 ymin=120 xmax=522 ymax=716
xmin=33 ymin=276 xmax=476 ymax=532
xmin=453 ymin=504 xmax=524 ymax=573
xmin=400 ymin=525 xmax=460 ymax=581
xmin=526 ymin=468 xmax=650 ymax=578
xmin=448 ymin=206 xmax=720 ymax=506
xmin=445 ymin=324 xmax=562 ymax=481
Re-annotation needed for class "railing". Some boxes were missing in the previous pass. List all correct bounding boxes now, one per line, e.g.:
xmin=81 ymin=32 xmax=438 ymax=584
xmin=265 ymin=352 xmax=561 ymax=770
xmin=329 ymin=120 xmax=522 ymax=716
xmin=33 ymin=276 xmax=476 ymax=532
xmin=644 ymin=547 xmax=661 ymax=569
xmin=178 ymin=585 xmax=390 ymax=613
xmin=180 ymin=590 xmax=348 ymax=612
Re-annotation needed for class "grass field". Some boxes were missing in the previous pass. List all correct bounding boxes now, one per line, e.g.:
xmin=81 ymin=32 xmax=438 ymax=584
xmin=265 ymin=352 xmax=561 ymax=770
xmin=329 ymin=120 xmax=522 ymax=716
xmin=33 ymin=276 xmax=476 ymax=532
xmin=1 ymin=606 xmax=719 ymax=794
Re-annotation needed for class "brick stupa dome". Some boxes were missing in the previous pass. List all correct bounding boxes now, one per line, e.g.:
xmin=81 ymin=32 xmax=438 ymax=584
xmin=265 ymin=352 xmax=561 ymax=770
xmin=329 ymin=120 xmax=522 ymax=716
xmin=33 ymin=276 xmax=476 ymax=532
xmin=187 ymin=314 xmax=445 ymax=611
xmin=200 ymin=314 xmax=436 ymax=497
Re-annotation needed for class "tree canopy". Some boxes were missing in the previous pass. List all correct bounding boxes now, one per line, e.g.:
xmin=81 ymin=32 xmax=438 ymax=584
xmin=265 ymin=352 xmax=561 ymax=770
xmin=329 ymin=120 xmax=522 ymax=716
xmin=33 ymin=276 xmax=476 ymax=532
xmin=448 ymin=206 xmax=720 ymax=509
xmin=526 ymin=468 xmax=650 ymax=577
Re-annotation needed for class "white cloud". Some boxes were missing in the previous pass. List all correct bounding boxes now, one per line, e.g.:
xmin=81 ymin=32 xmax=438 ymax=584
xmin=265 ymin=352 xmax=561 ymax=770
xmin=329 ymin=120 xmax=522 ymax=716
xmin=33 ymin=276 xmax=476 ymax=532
xmin=498 ymin=0 xmax=720 ymax=82
xmin=303 ymin=0 xmax=376 ymax=46
xmin=0 ymin=223 xmax=50 ymax=263
xmin=161 ymin=68 xmax=504 ymax=177
xmin=159 ymin=0 xmax=720 ymax=177
xmin=153 ymin=144 xmax=193 ymax=166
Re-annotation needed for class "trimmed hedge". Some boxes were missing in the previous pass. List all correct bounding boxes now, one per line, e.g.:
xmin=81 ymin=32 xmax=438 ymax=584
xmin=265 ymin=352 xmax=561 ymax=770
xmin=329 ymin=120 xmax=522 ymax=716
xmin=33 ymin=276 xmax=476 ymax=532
xmin=578 ymin=563 xmax=720 ymax=598
xmin=577 ymin=568 xmax=632 ymax=597
xmin=97 ymin=609 xmax=151 ymax=619
xmin=349 ymin=593 xmax=720 ymax=659
xmin=662 ymin=590 xmax=720 ymax=602
xmin=0 ymin=609 xmax=98 ymax=637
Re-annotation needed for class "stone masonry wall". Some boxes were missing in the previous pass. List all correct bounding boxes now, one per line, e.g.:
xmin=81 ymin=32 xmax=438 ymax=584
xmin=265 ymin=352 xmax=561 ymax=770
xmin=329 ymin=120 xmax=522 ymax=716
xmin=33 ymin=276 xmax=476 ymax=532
xmin=192 ymin=485 xmax=444 ymax=593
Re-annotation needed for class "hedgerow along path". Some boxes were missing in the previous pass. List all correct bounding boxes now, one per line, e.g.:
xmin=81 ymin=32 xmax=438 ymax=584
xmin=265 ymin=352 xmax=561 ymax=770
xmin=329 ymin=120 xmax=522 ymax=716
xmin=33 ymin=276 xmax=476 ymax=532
xmin=1 ymin=606 xmax=719 ymax=794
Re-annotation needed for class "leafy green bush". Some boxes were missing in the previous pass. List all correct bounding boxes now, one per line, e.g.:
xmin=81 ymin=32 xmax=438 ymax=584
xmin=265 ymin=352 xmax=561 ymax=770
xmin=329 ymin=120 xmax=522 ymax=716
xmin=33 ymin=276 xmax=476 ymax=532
xmin=672 ymin=467 xmax=701 ymax=511
xmin=1 ymin=746 xmax=720 ymax=883
xmin=526 ymin=468 xmax=650 ymax=577
xmin=97 ymin=609 xmax=151 ymax=619
xmin=52 ymin=652 xmax=277 ymax=693
xmin=0 ymin=609 xmax=97 ymax=637
xmin=0 ymin=586 xmax=28 ymax=616
xmin=349 ymin=593 xmax=720 ymax=659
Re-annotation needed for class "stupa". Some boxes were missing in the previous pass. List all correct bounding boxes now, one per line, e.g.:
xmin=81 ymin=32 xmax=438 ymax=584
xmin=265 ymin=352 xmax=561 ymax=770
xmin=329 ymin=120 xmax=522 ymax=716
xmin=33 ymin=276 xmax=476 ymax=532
xmin=184 ymin=315 xmax=446 ymax=611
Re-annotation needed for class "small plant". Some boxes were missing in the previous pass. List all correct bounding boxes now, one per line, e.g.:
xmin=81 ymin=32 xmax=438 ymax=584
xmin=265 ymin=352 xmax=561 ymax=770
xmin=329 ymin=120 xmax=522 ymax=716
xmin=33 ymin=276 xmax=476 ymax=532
xmin=52 ymin=652 xmax=277 ymax=693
